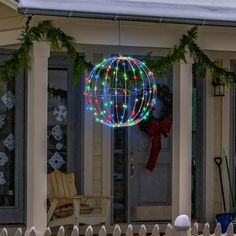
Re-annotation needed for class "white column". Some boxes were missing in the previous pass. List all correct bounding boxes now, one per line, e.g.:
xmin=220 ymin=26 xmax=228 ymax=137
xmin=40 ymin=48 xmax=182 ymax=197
xmin=172 ymin=57 xmax=193 ymax=221
xmin=26 ymin=42 xmax=50 ymax=234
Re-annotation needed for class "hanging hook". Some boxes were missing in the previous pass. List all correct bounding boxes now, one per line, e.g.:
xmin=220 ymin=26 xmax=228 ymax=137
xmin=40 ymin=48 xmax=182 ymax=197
xmin=118 ymin=20 xmax=122 ymax=56
xmin=118 ymin=20 xmax=121 ymax=47
xmin=114 ymin=15 xmax=121 ymax=55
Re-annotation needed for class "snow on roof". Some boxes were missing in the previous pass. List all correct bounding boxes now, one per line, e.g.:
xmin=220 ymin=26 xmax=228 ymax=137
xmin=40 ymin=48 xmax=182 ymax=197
xmin=18 ymin=0 xmax=236 ymax=23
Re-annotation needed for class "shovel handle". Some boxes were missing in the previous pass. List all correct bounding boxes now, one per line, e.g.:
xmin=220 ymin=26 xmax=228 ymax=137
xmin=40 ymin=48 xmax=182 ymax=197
xmin=214 ymin=156 xmax=226 ymax=212
xmin=215 ymin=157 xmax=222 ymax=166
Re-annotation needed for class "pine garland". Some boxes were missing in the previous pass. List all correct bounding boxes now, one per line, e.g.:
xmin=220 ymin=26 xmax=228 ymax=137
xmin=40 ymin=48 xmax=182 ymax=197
xmin=0 ymin=17 xmax=92 ymax=84
xmin=146 ymin=26 xmax=234 ymax=85
xmin=0 ymin=17 xmax=236 ymax=86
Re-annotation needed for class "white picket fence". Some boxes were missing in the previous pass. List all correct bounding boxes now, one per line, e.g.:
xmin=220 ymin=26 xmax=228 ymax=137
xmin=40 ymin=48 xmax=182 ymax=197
xmin=0 ymin=215 xmax=235 ymax=236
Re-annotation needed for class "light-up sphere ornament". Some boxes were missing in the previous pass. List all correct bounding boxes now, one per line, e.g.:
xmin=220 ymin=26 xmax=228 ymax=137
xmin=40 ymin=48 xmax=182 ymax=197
xmin=84 ymin=56 xmax=157 ymax=127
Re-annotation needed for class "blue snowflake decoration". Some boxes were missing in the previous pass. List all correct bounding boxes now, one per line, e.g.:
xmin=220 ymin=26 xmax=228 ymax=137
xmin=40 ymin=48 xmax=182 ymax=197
xmin=0 ymin=115 xmax=6 ymax=129
xmin=1 ymin=90 xmax=15 ymax=110
xmin=56 ymin=143 xmax=64 ymax=150
xmin=53 ymin=105 xmax=67 ymax=122
xmin=3 ymin=133 xmax=15 ymax=151
xmin=0 ymin=152 xmax=8 ymax=166
xmin=84 ymin=56 xmax=157 ymax=127
xmin=0 ymin=172 xmax=6 ymax=185
xmin=48 ymin=152 xmax=65 ymax=170
xmin=51 ymin=125 xmax=63 ymax=141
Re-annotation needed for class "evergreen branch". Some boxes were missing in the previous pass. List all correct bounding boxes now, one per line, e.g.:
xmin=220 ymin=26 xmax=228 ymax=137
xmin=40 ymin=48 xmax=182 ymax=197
xmin=0 ymin=19 xmax=92 ymax=82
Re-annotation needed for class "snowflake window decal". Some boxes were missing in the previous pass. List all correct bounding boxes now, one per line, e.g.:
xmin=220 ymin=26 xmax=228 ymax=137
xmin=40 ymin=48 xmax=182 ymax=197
xmin=56 ymin=143 xmax=64 ymax=150
xmin=3 ymin=133 xmax=15 ymax=151
xmin=48 ymin=152 xmax=65 ymax=170
xmin=53 ymin=105 xmax=67 ymax=122
xmin=0 ymin=172 xmax=6 ymax=185
xmin=1 ymin=90 xmax=15 ymax=110
xmin=0 ymin=152 xmax=8 ymax=166
xmin=51 ymin=125 xmax=63 ymax=141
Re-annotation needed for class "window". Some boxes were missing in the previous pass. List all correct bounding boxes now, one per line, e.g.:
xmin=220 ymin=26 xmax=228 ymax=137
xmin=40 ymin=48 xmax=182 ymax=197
xmin=47 ymin=55 xmax=84 ymax=192
xmin=0 ymin=50 xmax=25 ymax=224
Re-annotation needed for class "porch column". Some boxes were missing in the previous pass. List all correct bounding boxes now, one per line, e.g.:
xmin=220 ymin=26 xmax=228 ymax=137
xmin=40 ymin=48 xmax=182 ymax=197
xmin=27 ymin=42 xmax=50 ymax=234
xmin=172 ymin=56 xmax=193 ymax=221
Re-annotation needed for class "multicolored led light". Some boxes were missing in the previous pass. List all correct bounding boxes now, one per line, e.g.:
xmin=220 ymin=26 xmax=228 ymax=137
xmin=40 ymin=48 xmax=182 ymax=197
xmin=84 ymin=56 xmax=157 ymax=127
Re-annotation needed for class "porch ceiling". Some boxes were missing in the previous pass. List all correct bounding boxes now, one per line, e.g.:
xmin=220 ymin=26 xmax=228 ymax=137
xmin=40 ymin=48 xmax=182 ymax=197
xmin=18 ymin=0 xmax=236 ymax=26
xmin=0 ymin=0 xmax=17 ymax=10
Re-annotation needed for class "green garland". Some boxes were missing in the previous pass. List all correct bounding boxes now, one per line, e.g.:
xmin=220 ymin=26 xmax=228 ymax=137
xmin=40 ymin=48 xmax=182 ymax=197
xmin=0 ymin=16 xmax=236 ymax=86
xmin=138 ymin=84 xmax=172 ymax=132
xmin=0 ymin=17 xmax=92 ymax=85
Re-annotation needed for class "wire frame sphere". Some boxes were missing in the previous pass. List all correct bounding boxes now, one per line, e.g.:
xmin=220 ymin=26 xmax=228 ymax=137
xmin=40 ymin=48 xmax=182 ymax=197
xmin=84 ymin=56 xmax=157 ymax=127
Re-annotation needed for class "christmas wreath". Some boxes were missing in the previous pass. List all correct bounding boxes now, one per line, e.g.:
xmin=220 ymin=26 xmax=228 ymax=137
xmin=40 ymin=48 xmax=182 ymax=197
xmin=138 ymin=84 xmax=172 ymax=171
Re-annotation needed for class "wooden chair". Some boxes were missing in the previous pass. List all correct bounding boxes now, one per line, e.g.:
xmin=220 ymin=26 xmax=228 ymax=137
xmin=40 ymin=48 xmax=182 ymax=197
xmin=47 ymin=170 xmax=111 ymax=227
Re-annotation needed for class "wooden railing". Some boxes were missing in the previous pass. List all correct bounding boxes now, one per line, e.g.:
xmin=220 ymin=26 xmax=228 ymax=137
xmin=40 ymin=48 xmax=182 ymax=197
xmin=0 ymin=215 xmax=234 ymax=236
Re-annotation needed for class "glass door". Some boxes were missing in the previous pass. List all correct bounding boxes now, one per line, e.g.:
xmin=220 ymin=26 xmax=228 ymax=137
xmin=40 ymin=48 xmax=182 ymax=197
xmin=47 ymin=55 xmax=83 ymax=192
xmin=0 ymin=50 xmax=25 ymax=224
xmin=191 ymin=63 xmax=204 ymax=221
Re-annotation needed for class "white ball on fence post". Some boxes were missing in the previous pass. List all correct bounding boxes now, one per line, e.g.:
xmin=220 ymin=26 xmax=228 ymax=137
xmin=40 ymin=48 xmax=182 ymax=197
xmin=174 ymin=215 xmax=191 ymax=236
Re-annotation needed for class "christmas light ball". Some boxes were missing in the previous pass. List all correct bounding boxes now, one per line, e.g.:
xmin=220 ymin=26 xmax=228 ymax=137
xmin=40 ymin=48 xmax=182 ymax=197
xmin=84 ymin=56 xmax=157 ymax=127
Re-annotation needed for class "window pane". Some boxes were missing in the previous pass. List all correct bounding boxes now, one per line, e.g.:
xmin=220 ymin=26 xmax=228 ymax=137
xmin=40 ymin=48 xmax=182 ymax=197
xmin=113 ymin=128 xmax=127 ymax=223
xmin=0 ymin=79 xmax=16 ymax=206
xmin=48 ymin=69 xmax=68 ymax=173
xmin=191 ymin=63 xmax=204 ymax=220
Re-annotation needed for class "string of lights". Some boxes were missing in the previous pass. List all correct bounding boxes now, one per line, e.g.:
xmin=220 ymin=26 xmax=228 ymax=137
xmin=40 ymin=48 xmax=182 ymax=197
xmin=84 ymin=56 xmax=157 ymax=127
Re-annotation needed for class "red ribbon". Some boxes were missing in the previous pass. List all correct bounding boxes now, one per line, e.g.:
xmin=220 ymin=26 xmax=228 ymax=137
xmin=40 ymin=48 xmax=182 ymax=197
xmin=144 ymin=116 xmax=172 ymax=171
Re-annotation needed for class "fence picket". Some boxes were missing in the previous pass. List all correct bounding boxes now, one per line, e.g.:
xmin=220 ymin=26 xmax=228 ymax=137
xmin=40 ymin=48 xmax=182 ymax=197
xmin=0 ymin=228 xmax=8 ymax=236
xmin=191 ymin=223 xmax=198 ymax=236
xmin=126 ymin=224 xmax=133 ymax=236
xmin=85 ymin=226 xmax=93 ymax=236
xmin=139 ymin=224 xmax=146 ymax=236
xmin=165 ymin=223 xmax=173 ymax=236
xmin=14 ymin=228 xmax=22 ymax=236
xmin=202 ymin=223 xmax=210 ymax=236
xmin=29 ymin=227 xmax=36 ymax=236
xmin=44 ymin=228 xmax=51 ymax=236
xmin=99 ymin=225 xmax=106 ymax=236
xmin=113 ymin=224 xmax=121 ymax=236
xmin=71 ymin=225 xmax=79 ymax=236
xmin=214 ymin=223 xmax=222 ymax=236
xmin=57 ymin=226 xmax=65 ymax=236
xmin=152 ymin=224 xmax=160 ymax=236
xmin=226 ymin=222 xmax=234 ymax=236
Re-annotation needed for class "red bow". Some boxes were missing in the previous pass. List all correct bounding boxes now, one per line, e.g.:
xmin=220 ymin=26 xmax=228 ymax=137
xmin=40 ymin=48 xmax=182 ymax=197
xmin=144 ymin=116 xmax=171 ymax=171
